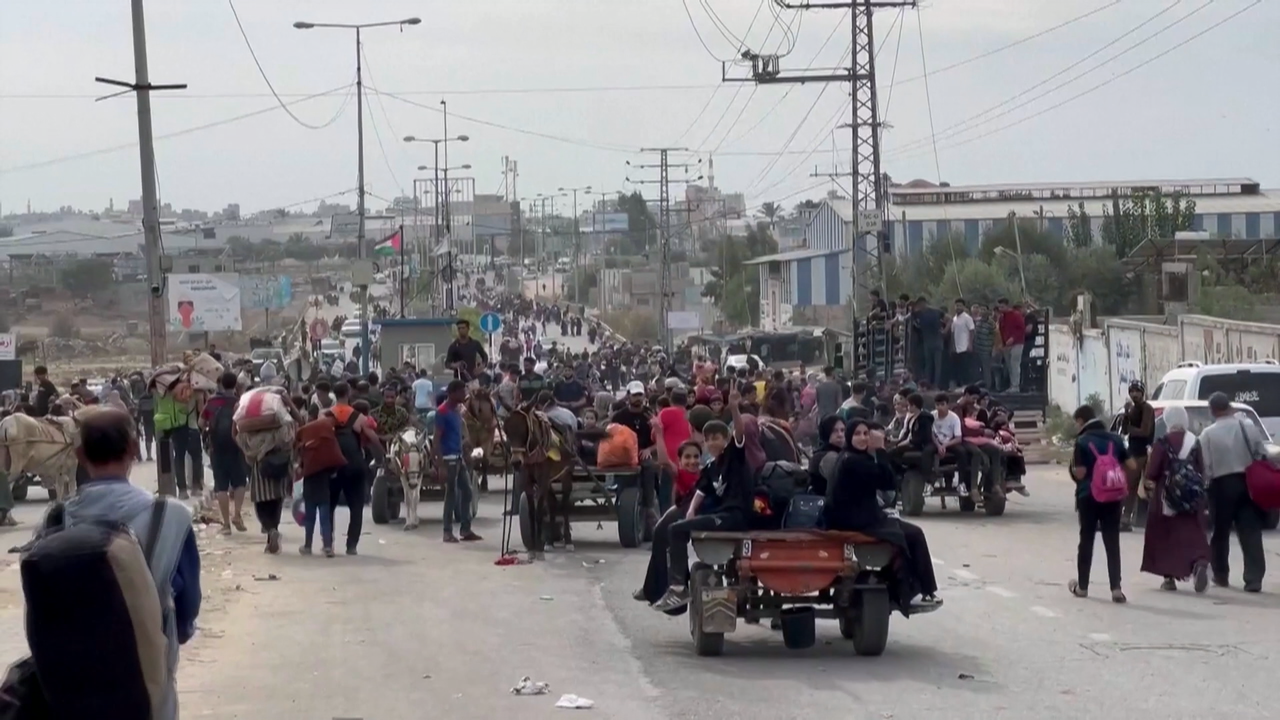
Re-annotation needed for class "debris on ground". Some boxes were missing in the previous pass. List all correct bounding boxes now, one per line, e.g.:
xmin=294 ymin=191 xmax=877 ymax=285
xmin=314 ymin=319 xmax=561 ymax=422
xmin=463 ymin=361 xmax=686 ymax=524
xmin=252 ymin=573 xmax=281 ymax=582
xmin=539 ymin=595 xmax=554 ymax=601
xmin=555 ymin=694 xmax=595 ymax=709
xmin=511 ymin=677 xmax=551 ymax=696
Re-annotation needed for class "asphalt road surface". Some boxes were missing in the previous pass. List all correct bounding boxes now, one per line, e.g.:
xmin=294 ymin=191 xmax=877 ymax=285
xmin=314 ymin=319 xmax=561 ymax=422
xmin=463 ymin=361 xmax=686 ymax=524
xmin=0 ymin=461 xmax=1276 ymax=719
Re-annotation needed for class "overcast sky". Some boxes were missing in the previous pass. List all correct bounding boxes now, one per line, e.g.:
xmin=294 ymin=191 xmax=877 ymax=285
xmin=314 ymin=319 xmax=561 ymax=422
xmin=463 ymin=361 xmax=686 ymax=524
xmin=0 ymin=0 xmax=1275 ymax=217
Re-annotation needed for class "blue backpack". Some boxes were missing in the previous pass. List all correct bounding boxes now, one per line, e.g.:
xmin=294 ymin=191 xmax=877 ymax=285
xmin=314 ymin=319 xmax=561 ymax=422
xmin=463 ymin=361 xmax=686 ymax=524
xmin=1161 ymin=436 xmax=1205 ymax=514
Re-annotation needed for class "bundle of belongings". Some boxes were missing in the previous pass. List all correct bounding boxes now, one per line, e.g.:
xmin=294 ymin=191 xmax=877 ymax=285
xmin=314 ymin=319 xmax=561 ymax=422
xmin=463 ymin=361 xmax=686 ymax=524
xmin=234 ymin=386 xmax=297 ymax=471
xmin=150 ymin=352 xmax=224 ymax=400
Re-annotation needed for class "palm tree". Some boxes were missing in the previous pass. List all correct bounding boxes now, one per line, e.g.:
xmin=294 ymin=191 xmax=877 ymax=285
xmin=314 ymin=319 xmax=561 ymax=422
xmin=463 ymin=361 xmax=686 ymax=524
xmin=757 ymin=201 xmax=783 ymax=230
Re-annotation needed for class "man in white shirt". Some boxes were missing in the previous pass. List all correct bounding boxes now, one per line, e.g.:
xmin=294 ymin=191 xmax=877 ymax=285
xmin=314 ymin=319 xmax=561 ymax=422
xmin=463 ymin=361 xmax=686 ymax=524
xmin=950 ymin=299 xmax=976 ymax=389
xmin=932 ymin=393 xmax=972 ymax=495
xmin=411 ymin=371 xmax=435 ymax=423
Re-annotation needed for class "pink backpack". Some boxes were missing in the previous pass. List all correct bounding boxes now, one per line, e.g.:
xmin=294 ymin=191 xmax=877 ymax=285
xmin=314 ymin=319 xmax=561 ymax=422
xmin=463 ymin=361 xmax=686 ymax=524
xmin=1088 ymin=443 xmax=1129 ymax=503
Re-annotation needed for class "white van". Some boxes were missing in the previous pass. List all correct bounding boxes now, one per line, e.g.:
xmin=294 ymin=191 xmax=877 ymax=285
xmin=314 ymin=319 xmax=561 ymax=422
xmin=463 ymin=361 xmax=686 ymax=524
xmin=1151 ymin=360 xmax=1280 ymax=437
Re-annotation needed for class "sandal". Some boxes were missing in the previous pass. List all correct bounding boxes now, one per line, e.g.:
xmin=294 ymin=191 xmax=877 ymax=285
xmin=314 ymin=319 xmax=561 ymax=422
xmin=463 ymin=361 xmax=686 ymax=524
xmin=1068 ymin=580 xmax=1088 ymax=598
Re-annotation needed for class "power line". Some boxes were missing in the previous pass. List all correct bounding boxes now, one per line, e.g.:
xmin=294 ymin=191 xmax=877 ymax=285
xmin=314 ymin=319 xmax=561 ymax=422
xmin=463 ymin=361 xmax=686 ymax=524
xmin=889 ymin=0 xmax=1203 ymax=157
xmin=914 ymin=8 xmax=962 ymax=297
xmin=682 ymin=0 xmax=736 ymax=62
xmin=893 ymin=0 xmax=1261 ymax=161
xmin=889 ymin=0 xmax=1124 ymax=88
xmin=0 ymin=83 xmax=723 ymax=100
xmin=0 ymin=84 xmax=353 ymax=174
xmin=226 ymin=0 xmax=352 ymax=130
xmin=673 ymin=87 xmax=722 ymax=145
xmin=360 ymin=46 xmax=408 ymax=194
xmin=371 ymin=87 xmax=636 ymax=154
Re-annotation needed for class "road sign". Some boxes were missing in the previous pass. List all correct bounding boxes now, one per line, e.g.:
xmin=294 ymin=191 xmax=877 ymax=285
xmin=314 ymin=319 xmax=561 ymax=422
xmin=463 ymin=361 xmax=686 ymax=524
xmin=309 ymin=318 xmax=329 ymax=341
xmin=855 ymin=209 xmax=883 ymax=234
xmin=0 ymin=333 xmax=14 ymax=361
xmin=479 ymin=312 xmax=502 ymax=335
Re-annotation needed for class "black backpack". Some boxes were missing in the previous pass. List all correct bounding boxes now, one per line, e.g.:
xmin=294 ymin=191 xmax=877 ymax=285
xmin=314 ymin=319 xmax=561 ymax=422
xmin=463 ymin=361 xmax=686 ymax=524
xmin=209 ymin=398 xmax=238 ymax=454
xmin=329 ymin=411 xmax=365 ymax=468
xmin=756 ymin=460 xmax=811 ymax=517
xmin=16 ymin=500 xmax=170 ymax=719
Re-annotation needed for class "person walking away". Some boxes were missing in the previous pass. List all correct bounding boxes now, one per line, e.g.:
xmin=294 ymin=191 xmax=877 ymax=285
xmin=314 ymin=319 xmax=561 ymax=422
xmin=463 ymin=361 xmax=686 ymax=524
xmin=1140 ymin=405 xmax=1210 ymax=592
xmin=326 ymin=382 xmax=383 ymax=555
xmin=950 ymin=299 xmax=975 ymax=389
xmin=435 ymin=380 xmax=481 ymax=543
xmin=296 ymin=413 xmax=348 ymax=558
xmin=815 ymin=366 xmax=843 ymax=420
xmin=200 ymin=372 xmax=248 ymax=536
xmin=154 ymin=388 xmax=202 ymax=499
xmin=996 ymin=297 xmax=1026 ymax=392
xmin=912 ymin=297 xmax=945 ymax=389
xmin=1069 ymin=404 xmax=1133 ymax=602
xmin=39 ymin=408 xmax=200 ymax=719
xmin=411 ymin=370 xmax=435 ymax=424
xmin=1199 ymin=392 xmax=1267 ymax=592
xmin=134 ymin=376 xmax=156 ymax=462
xmin=309 ymin=380 xmax=336 ymax=422
xmin=971 ymin=303 xmax=997 ymax=390
xmin=1120 ymin=380 xmax=1155 ymax=531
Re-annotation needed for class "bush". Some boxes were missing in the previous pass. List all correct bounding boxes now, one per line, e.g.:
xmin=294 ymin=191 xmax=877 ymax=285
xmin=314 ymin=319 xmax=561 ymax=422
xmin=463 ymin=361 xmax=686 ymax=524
xmin=49 ymin=313 xmax=78 ymax=339
xmin=0 ymin=314 xmax=10 ymax=333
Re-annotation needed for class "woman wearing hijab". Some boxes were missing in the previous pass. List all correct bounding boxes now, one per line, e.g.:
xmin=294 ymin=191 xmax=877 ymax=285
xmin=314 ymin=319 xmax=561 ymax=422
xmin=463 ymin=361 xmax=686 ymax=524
xmin=807 ymin=414 xmax=845 ymax=497
xmin=105 ymin=389 xmax=129 ymax=413
xmin=826 ymin=419 xmax=941 ymax=612
xmin=1141 ymin=404 xmax=1211 ymax=591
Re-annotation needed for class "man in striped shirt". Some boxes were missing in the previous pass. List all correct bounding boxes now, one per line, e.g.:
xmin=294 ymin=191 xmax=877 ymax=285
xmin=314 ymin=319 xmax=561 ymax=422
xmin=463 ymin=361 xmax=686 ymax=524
xmin=971 ymin=302 xmax=998 ymax=390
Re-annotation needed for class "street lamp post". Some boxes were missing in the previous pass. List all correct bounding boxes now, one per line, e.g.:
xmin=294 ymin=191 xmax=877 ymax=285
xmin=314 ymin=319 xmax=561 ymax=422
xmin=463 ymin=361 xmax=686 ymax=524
xmin=557 ymin=185 xmax=592 ymax=303
xmin=405 ymin=133 xmax=469 ymax=313
xmin=295 ymin=16 xmax=420 ymax=374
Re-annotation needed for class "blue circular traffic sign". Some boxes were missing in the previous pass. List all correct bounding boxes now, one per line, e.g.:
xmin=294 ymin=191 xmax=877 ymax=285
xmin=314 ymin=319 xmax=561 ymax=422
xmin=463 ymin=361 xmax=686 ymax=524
xmin=479 ymin=312 xmax=502 ymax=335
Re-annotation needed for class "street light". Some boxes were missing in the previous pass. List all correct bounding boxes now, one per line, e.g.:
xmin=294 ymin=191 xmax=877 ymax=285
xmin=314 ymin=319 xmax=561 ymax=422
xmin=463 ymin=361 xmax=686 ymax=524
xmin=557 ymin=185 xmax=593 ymax=302
xmin=417 ymin=164 xmax=472 ymax=172
xmin=295 ymin=15 xmax=419 ymax=374
xmin=405 ymin=134 xmax=471 ymax=312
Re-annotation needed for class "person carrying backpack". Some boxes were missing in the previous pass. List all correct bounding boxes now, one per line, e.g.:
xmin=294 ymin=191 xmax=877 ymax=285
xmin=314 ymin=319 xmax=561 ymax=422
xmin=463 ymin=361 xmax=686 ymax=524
xmin=1139 ymin=404 xmax=1210 ymax=592
xmin=200 ymin=371 xmax=248 ymax=536
xmin=1069 ymin=404 xmax=1136 ymax=603
xmin=14 ymin=408 xmax=200 ymax=720
xmin=325 ymin=381 xmax=384 ymax=555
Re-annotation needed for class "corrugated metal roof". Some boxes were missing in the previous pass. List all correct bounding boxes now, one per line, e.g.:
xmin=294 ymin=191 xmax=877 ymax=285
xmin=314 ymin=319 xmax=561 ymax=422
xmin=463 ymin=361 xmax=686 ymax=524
xmin=883 ymin=190 xmax=1280 ymax=222
xmin=743 ymin=247 xmax=844 ymax=265
xmin=890 ymin=178 xmax=1259 ymax=197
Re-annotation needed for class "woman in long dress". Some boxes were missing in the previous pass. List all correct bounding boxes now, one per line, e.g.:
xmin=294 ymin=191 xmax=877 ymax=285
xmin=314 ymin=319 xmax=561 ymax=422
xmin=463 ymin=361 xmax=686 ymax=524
xmin=1140 ymin=405 xmax=1211 ymax=592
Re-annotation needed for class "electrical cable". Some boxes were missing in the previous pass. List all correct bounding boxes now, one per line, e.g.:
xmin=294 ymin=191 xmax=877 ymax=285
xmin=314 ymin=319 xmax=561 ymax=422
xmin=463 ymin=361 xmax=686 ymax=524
xmin=690 ymin=0 xmax=777 ymax=151
xmin=1 ymin=84 xmax=723 ymax=100
xmin=682 ymin=0 xmax=736 ymax=62
xmin=889 ymin=0 xmax=1203 ymax=157
xmin=0 ymin=84 xmax=353 ymax=174
xmin=879 ymin=7 xmax=906 ymax=128
xmin=889 ymin=0 xmax=1124 ymax=88
xmin=227 ymin=0 xmax=355 ymax=130
xmin=672 ymin=87 xmax=722 ymax=145
xmin=891 ymin=0 xmax=1258 ymax=161
xmin=914 ymin=9 xmax=962 ymax=299
xmin=360 ymin=45 xmax=408 ymax=194
xmin=371 ymin=87 xmax=636 ymax=154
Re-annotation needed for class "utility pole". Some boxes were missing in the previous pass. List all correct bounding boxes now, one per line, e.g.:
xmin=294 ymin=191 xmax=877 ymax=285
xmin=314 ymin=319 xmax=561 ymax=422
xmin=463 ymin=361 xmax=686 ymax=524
xmin=96 ymin=0 xmax=187 ymax=497
xmin=627 ymin=150 xmax=700 ymax=350
xmin=727 ymin=0 xmax=913 ymax=316
xmin=558 ymin=185 xmax=592 ymax=304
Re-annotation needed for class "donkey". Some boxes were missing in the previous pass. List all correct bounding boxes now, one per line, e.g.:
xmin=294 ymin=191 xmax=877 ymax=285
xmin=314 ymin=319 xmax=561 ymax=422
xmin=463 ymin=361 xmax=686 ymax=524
xmin=502 ymin=403 xmax=575 ymax=560
xmin=0 ymin=412 xmax=80 ymax=503
xmin=462 ymin=387 xmax=501 ymax=493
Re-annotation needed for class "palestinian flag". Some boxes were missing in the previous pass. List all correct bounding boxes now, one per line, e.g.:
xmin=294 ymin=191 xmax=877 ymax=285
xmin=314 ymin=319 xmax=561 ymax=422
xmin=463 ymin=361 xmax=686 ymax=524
xmin=374 ymin=230 xmax=401 ymax=257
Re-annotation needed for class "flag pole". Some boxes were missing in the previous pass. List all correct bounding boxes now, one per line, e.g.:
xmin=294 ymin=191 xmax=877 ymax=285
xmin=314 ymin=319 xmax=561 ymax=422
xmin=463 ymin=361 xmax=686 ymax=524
xmin=398 ymin=223 xmax=406 ymax=318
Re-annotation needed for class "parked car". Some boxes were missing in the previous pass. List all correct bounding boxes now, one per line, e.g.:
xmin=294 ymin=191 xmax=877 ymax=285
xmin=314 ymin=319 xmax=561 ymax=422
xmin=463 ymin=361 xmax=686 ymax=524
xmin=1151 ymin=360 xmax=1280 ymax=437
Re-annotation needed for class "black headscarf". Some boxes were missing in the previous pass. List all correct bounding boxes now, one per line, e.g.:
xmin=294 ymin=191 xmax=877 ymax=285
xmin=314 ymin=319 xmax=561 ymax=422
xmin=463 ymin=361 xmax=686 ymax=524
xmin=808 ymin=414 xmax=847 ymax=496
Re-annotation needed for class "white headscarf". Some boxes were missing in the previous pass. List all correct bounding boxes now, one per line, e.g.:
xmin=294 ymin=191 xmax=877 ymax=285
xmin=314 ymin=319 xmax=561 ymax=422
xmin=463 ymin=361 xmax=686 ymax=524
xmin=1162 ymin=405 xmax=1189 ymax=433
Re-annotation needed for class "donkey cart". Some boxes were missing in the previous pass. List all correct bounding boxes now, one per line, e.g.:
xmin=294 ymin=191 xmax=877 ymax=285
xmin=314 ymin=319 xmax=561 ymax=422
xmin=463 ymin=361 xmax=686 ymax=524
xmin=516 ymin=465 xmax=644 ymax=549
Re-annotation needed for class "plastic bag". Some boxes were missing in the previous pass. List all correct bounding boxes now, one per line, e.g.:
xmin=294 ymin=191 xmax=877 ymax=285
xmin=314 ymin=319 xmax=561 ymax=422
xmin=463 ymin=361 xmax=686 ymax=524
xmin=291 ymin=479 xmax=306 ymax=526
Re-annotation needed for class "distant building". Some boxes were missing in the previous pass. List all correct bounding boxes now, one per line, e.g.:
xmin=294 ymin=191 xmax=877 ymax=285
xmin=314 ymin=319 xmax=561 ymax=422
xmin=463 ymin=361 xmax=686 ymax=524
xmin=127 ymin=199 xmax=144 ymax=217
xmin=221 ymin=203 xmax=241 ymax=221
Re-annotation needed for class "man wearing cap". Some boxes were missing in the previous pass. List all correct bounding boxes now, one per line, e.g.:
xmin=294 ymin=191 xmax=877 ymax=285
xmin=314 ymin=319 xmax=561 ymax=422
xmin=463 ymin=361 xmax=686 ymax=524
xmin=1199 ymin=391 xmax=1268 ymax=592
xmin=612 ymin=380 xmax=660 ymax=518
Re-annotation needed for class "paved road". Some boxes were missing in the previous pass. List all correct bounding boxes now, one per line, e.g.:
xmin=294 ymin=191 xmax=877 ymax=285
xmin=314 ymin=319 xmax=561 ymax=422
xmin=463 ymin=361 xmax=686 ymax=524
xmin=0 ymin=465 xmax=1276 ymax=718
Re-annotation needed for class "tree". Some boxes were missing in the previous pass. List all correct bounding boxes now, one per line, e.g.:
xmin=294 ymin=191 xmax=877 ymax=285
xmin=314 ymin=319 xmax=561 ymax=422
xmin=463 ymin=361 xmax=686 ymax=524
xmin=1064 ymin=202 xmax=1093 ymax=249
xmin=757 ymin=201 xmax=784 ymax=229
xmin=979 ymin=220 xmax=1066 ymax=266
xmin=1100 ymin=191 xmax=1196 ymax=259
xmin=60 ymin=258 xmax=114 ymax=298
xmin=616 ymin=191 xmax=656 ymax=256
xmin=701 ymin=228 xmax=777 ymax=327
xmin=564 ymin=268 xmax=598 ymax=303
xmin=792 ymin=199 xmax=819 ymax=216
xmin=225 ymin=235 xmax=253 ymax=256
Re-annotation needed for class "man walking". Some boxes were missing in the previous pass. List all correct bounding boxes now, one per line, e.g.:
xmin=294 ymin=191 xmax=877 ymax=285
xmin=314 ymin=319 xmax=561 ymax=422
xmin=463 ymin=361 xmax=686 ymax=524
xmin=434 ymin=380 xmax=481 ymax=544
xmin=1199 ymin=392 xmax=1267 ymax=592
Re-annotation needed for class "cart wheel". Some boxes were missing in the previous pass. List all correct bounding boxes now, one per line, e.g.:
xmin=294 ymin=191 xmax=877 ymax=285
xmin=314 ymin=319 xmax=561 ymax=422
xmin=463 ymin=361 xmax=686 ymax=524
xmin=470 ymin=471 xmax=481 ymax=519
xmin=958 ymin=496 xmax=977 ymax=513
xmin=370 ymin=474 xmax=392 ymax=525
xmin=901 ymin=470 xmax=925 ymax=517
xmin=838 ymin=613 xmax=856 ymax=640
xmin=616 ymin=486 xmax=644 ymax=548
xmin=851 ymin=589 xmax=891 ymax=657
xmin=518 ymin=491 xmax=535 ymax=551
xmin=983 ymin=489 xmax=1007 ymax=517
xmin=11 ymin=480 xmax=27 ymax=502
xmin=689 ymin=563 xmax=725 ymax=657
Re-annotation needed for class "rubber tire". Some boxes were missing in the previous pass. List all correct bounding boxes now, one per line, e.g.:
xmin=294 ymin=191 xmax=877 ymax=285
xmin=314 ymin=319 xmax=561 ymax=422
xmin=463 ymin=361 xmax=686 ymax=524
xmin=983 ymin=492 xmax=1007 ymax=517
xmin=469 ymin=470 xmax=481 ymax=519
xmin=958 ymin=496 xmax=977 ymax=513
xmin=1264 ymin=509 xmax=1280 ymax=531
xmin=901 ymin=471 xmax=926 ymax=517
xmin=11 ymin=481 xmax=27 ymax=502
xmin=689 ymin=563 xmax=725 ymax=657
xmin=617 ymin=486 xmax=644 ymax=549
xmin=518 ymin=491 xmax=535 ymax=551
xmin=370 ymin=475 xmax=392 ymax=525
xmin=851 ymin=589 xmax=891 ymax=657
xmin=838 ymin=614 xmax=856 ymax=640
